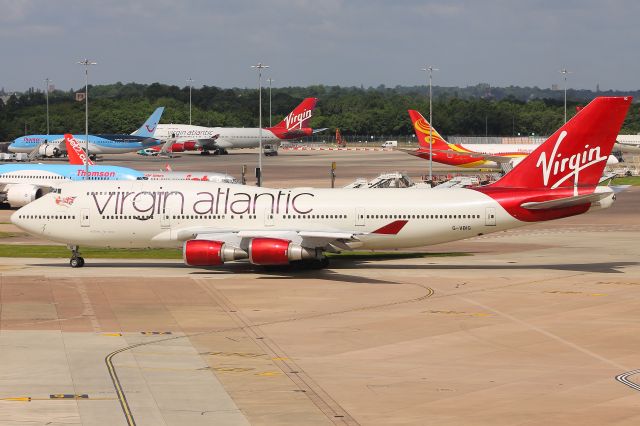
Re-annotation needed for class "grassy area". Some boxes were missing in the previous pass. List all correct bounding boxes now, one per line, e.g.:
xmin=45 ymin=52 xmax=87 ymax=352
xmin=604 ymin=176 xmax=640 ymax=186
xmin=0 ymin=245 xmax=182 ymax=259
xmin=0 ymin=244 xmax=469 ymax=260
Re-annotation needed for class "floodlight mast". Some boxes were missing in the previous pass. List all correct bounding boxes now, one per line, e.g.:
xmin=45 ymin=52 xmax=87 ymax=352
xmin=186 ymin=77 xmax=194 ymax=125
xmin=421 ymin=65 xmax=438 ymax=183
xmin=251 ymin=63 xmax=269 ymax=187
xmin=44 ymin=78 xmax=52 ymax=135
xmin=559 ymin=68 xmax=572 ymax=123
xmin=77 ymin=59 xmax=97 ymax=180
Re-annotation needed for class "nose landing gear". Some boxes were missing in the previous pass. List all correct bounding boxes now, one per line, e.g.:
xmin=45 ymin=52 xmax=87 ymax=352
xmin=68 ymin=245 xmax=85 ymax=268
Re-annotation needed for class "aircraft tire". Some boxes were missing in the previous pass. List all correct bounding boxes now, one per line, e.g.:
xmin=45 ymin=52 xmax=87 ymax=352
xmin=70 ymin=257 xmax=85 ymax=268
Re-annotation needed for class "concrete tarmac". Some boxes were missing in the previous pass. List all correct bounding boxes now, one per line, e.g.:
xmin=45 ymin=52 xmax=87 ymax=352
xmin=1 ymin=149 xmax=639 ymax=425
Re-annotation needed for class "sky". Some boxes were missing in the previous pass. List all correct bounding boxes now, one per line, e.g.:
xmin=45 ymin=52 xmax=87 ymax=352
xmin=1 ymin=0 xmax=639 ymax=92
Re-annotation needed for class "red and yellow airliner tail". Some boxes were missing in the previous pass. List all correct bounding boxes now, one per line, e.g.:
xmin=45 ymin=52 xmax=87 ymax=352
xmin=408 ymin=110 xmax=451 ymax=150
xmin=407 ymin=110 xmax=487 ymax=167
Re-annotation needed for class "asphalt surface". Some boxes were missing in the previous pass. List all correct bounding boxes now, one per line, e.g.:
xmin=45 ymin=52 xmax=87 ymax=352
xmin=1 ymin=149 xmax=639 ymax=425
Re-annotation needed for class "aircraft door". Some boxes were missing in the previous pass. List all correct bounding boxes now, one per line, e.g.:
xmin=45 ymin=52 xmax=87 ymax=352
xmin=355 ymin=207 xmax=365 ymax=226
xmin=160 ymin=210 xmax=171 ymax=229
xmin=264 ymin=207 xmax=274 ymax=227
xmin=485 ymin=207 xmax=496 ymax=226
xmin=80 ymin=208 xmax=90 ymax=227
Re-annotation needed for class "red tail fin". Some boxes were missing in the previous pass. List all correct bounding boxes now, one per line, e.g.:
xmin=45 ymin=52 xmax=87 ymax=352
xmin=408 ymin=110 xmax=450 ymax=150
xmin=272 ymin=98 xmax=318 ymax=130
xmin=492 ymin=97 xmax=631 ymax=190
xmin=64 ymin=134 xmax=94 ymax=166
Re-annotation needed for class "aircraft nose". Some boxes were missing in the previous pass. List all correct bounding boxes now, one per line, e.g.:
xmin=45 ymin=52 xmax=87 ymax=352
xmin=10 ymin=209 xmax=25 ymax=229
xmin=11 ymin=205 xmax=37 ymax=233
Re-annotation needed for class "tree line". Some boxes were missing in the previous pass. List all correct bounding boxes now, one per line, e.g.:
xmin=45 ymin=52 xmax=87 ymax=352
xmin=1 ymin=82 xmax=639 ymax=141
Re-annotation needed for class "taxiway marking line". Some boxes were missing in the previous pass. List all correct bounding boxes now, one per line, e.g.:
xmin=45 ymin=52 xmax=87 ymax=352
xmin=458 ymin=296 xmax=628 ymax=371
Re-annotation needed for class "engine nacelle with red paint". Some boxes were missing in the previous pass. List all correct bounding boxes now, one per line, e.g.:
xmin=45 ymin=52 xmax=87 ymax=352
xmin=248 ymin=238 xmax=317 ymax=265
xmin=183 ymin=141 xmax=198 ymax=151
xmin=170 ymin=142 xmax=185 ymax=153
xmin=183 ymin=240 xmax=247 ymax=266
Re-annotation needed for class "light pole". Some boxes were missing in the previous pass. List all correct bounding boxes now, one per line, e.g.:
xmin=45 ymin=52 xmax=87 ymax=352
xmin=267 ymin=77 xmax=274 ymax=127
xmin=559 ymin=68 xmax=572 ymax=123
xmin=186 ymin=77 xmax=194 ymax=125
xmin=251 ymin=63 xmax=269 ymax=186
xmin=421 ymin=65 xmax=438 ymax=183
xmin=78 ymin=59 xmax=97 ymax=180
xmin=44 ymin=78 xmax=52 ymax=135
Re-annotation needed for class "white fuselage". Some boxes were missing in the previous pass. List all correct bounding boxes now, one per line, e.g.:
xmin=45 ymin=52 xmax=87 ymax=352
xmin=154 ymin=124 xmax=279 ymax=149
xmin=459 ymin=143 xmax=535 ymax=155
xmin=455 ymin=143 xmax=618 ymax=165
xmin=13 ymin=180 xmax=532 ymax=250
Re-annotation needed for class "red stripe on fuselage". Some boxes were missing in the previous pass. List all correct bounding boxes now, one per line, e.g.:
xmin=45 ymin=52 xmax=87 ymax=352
xmin=372 ymin=220 xmax=409 ymax=234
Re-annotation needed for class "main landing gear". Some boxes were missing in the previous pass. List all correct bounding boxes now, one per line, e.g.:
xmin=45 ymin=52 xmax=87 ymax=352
xmin=68 ymin=245 xmax=85 ymax=268
xmin=264 ymin=256 xmax=330 ymax=272
xmin=200 ymin=148 xmax=228 ymax=156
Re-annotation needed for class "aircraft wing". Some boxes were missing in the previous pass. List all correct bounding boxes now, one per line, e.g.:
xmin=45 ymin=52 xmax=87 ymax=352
xmin=186 ymin=134 xmax=219 ymax=150
xmin=140 ymin=137 xmax=161 ymax=147
xmin=520 ymin=192 xmax=612 ymax=210
xmin=402 ymin=148 xmax=513 ymax=163
xmin=153 ymin=220 xmax=408 ymax=251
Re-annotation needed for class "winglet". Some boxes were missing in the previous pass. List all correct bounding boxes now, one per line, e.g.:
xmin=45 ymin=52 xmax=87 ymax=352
xmin=64 ymin=134 xmax=94 ymax=166
xmin=372 ymin=220 xmax=408 ymax=235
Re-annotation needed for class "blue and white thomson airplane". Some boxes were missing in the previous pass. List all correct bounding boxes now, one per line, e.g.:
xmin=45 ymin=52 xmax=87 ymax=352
xmin=8 ymin=107 xmax=165 ymax=157
xmin=0 ymin=134 xmax=239 ymax=207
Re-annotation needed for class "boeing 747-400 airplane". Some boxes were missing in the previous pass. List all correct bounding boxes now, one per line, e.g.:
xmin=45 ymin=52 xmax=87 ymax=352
xmin=12 ymin=97 xmax=630 ymax=269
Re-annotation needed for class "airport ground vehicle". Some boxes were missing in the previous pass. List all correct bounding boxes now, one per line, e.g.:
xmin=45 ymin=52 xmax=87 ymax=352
xmin=381 ymin=140 xmax=398 ymax=148
xmin=11 ymin=97 xmax=630 ymax=269
xmin=263 ymin=144 xmax=278 ymax=156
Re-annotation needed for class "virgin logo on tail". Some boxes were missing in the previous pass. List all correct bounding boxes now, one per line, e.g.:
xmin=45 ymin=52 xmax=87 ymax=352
xmin=284 ymin=109 xmax=313 ymax=130
xmin=536 ymin=130 xmax=607 ymax=189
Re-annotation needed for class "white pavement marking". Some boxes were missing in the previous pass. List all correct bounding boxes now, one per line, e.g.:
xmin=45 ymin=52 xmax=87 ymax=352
xmin=458 ymin=296 xmax=629 ymax=371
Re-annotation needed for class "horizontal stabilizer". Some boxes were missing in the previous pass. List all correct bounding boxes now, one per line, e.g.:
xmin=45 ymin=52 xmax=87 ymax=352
xmin=614 ymin=142 xmax=640 ymax=154
xmin=521 ymin=192 xmax=611 ymax=210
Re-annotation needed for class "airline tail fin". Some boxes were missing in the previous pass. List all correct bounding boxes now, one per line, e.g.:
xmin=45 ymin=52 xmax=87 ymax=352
xmin=408 ymin=110 xmax=450 ymax=150
xmin=490 ymin=97 xmax=631 ymax=190
xmin=132 ymin=107 xmax=165 ymax=137
xmin=64 ymin=134 xmax=94 ymax=166
xmin=271 ymin=98 xmax=318 ymax=130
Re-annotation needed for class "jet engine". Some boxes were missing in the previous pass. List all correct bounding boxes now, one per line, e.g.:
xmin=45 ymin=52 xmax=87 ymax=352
xmin=248 ymin=238 xmax=317 ymax=265
xmin=170 ymin=143 xmax=185 ymax=153
xmin=5 ymin=184 xmax=44 ymax=207
xmin=38 ymin=144 xmax=62 ymax=157
xmin=183 ymin=240 xmax=247 ymax=266
xmin=183 ymin=141 xmax=198 ymax=151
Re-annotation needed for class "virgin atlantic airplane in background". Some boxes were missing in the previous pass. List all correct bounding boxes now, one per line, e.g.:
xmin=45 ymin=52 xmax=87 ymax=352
xmin=11 ymin=97 xmax=630 ymax=269
xmin=152 ymin=98 xmax=324 ymax=155
xmin=407 ymin=109 xmax=619 ymax=172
